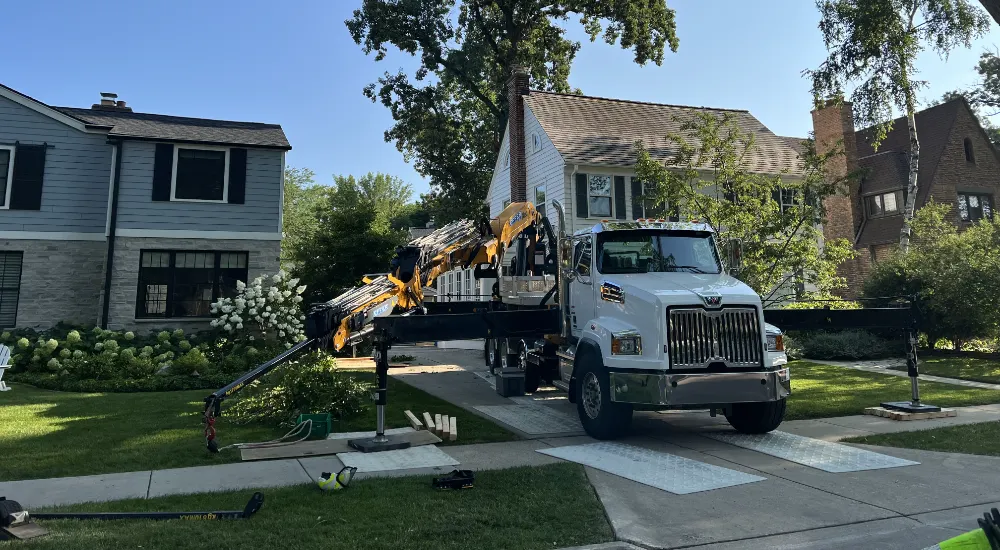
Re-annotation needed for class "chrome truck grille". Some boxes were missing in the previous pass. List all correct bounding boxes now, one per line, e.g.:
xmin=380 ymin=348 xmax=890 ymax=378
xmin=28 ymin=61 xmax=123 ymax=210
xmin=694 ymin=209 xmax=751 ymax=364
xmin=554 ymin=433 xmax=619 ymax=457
xmin=667 ymin=307 xmax=763 ymax=369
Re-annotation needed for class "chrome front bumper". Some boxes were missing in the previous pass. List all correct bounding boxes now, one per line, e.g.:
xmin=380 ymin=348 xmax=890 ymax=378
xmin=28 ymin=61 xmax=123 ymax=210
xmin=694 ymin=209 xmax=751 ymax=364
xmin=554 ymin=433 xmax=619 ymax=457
xmin=608 ymin=368 xmax=791 ymax=406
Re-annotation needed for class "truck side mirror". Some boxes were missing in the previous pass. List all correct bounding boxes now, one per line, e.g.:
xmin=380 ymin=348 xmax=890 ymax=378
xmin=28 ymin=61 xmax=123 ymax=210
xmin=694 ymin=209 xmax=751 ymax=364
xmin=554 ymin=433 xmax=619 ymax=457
xmin=726 ymin=238 xmax=743 ymax=277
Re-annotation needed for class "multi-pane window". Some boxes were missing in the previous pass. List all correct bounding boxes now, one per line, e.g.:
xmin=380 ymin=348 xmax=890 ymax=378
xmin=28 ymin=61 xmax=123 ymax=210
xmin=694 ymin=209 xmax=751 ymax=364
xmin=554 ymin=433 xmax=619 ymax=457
xmin=588 ymin=175 xmax=612 ymax=218
xmin=136 ymin=251 xmax=248 ymax=318
xmin=632 ymin=180 xmax=666 ymax=219
xmin=464 ymin=270 xmax=472 ymax=298
xmin=772 ymin=188 xmax=799 ymax=213
xmin=0 ymin=147 xmax=12 ymax=208
xmin=866 ymin=190 xmax=905 ymax=218
xmin=534 ymin=184 xmax=546 ymax=218
xmin=958 ymin=193 xmax=993 ymax=222
xmin=0 ymin=252 xmax=23 ymax=327
xmin=173 ymin=147 xmax=228 ymax=201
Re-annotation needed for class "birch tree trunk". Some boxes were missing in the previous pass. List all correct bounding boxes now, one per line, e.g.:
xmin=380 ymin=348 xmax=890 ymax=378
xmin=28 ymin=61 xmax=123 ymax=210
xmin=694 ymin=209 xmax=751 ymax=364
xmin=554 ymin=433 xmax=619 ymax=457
xmin=899 ymin=109 xmax=920 ymax=252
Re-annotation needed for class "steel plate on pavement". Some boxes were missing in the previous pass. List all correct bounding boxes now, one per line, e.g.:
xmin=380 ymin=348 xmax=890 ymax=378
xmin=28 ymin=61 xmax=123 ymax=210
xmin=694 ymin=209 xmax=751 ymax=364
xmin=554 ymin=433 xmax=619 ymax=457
xmin=538 ymin=442 xmax=765 ymax=494
xmin=338 ymin=445 xmax=459 ymax=473
xmin=327 ymin=427 xmax=415 ymax=440
xmin=706 ymin=430 xmax=920 ymax=473
xmin=474 ymin=404 xmax=582 ymax=435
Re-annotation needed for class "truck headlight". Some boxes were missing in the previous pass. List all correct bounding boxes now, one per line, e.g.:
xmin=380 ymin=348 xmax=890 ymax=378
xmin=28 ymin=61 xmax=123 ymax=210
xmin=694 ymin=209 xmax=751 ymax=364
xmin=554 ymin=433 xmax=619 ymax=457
xmin=611 ymin=333 xmax=641 ymax=355
xmin=766 ymin=334 xmax=784 ymax=352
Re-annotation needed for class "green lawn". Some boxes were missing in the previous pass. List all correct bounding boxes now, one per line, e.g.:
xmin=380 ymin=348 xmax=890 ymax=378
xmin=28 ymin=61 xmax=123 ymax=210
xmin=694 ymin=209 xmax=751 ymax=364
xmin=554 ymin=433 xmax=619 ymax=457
xmin=0 ymin=371 xmax=515 ymax=481
xmin=889 ymin=356 xmax=1000 ymax=384
xmin=786 ymin=361 xmax=1000 ymax=420
xmin=844 ymin=422 xmax=1000 ymax=456
xmin=1 ymin=464 xmax=612 ymax=550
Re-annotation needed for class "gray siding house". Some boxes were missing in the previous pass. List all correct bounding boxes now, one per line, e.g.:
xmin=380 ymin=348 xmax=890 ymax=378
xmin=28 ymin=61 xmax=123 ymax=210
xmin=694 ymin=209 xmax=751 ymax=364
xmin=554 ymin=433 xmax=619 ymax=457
xmin=0 ymin=84 xmax=289 ymax=331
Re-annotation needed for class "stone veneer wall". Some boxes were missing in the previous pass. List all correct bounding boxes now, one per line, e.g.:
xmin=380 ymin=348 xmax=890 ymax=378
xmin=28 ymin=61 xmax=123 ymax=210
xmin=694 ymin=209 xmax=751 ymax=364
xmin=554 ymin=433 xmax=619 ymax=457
xmin=103 ymin=237 xmax=281 ymax=332
xmin=0 ymin=239 xmax=106 ymax=329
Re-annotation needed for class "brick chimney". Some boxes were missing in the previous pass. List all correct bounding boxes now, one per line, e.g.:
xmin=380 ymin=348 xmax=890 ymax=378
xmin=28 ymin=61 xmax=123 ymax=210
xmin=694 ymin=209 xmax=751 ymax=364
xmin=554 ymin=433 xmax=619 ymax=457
xmin=507 ymin=66 xmax=529 ymax=204
xmin=92 ymin=92 xmax=133 ymax=112
xmin=811 ymin=100 xmax=861 ymax=244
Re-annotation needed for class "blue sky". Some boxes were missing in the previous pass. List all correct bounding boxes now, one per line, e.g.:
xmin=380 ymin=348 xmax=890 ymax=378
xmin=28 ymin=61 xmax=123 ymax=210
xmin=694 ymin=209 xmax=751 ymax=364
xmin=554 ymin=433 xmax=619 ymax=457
xmin=2 ymin=1 xmax=998 ymax=198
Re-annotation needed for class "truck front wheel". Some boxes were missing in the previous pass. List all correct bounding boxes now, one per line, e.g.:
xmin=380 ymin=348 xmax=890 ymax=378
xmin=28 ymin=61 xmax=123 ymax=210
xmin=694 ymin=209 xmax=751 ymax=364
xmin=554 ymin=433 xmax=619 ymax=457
xmin=576 ymin=354 xmax=632 ymax=440
xmin=725 ymin=399 xmax=787 ymax=434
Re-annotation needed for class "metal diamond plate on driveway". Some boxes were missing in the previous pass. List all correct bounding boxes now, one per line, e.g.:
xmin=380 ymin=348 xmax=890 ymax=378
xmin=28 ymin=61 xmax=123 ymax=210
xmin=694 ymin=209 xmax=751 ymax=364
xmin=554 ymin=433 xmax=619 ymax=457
xmin=706 ymin=431 xmax=920 ymax=473
xmin=538 ymin=442 xmax=765 ymax=494
xmin=338 ymin=445 xmax=459 ymax=473
xmin=474 ymin=404 xmax=582 ymax=435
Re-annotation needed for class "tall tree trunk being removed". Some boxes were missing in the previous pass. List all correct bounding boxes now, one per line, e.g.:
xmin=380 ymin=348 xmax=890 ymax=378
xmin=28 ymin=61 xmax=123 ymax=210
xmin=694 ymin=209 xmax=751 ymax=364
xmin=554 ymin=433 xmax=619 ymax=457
xmin=899 ymin=57 xmax=920 ymax=253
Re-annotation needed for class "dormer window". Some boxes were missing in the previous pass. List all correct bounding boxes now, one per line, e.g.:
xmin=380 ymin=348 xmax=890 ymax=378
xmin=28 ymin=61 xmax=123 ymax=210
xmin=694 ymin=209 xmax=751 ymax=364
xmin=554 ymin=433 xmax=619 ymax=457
xmin=866 ymin=190 xmax=905 ymax=218
xmin=964 ymin=138 xmax=976 ymax=163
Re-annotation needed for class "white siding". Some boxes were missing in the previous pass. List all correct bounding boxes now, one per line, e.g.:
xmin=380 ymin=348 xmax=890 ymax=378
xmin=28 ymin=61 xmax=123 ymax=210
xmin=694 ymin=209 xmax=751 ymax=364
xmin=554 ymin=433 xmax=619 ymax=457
xmin=487 ymin=104 xmax=564 ymax=218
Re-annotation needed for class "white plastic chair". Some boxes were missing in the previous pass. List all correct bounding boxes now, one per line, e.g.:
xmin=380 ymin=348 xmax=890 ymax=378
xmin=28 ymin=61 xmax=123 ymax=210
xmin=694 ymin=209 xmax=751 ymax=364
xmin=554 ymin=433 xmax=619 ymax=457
xmin=0 ymin=344 xmax=11 ymax=391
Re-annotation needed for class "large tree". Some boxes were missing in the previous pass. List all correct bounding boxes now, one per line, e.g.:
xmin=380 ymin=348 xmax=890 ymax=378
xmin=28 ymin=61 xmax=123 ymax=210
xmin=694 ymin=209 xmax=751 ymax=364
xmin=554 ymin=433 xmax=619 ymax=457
xmin=347 ymin=0 xmax=679 ymax=223
xmin=282 ymin=167 xmax=333 ymax=262
xmin=634 ymin=113 xmax=856 ymax=306
xmin=289 ymin=173 xmax=413 ymax=304
xmin=808 ymin=0 xmax=989 ymax=253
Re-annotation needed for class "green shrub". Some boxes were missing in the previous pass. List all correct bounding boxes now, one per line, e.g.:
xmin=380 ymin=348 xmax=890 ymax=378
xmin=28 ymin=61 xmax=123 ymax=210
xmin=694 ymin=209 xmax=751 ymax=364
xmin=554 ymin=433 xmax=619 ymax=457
xmin=171 ymin=349 xmax=211 ymax=376
xmin=227 ymin=353 xmax=370 ymax=426
xmin=786 ymin=330 xmax=900 ymax=360
xmin=8 ymin=372 xmax=230 ymax=392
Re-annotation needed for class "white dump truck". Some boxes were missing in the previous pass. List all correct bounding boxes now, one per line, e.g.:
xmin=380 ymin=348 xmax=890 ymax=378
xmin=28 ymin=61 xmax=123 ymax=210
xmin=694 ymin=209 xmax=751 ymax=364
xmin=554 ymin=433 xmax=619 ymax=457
xmin=487 ymin=200 xmax=790 ymax=439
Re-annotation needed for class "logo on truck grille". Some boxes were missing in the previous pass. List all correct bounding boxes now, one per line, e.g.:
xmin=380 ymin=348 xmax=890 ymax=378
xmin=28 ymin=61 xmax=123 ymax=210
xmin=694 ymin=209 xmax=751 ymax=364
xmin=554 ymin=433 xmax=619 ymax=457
xmin=699 ymin=294 xmax=722 ymax=307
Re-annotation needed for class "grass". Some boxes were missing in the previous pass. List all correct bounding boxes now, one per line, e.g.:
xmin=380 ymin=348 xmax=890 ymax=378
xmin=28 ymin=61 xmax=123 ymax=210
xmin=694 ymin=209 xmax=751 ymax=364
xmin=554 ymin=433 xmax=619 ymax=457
xmin=786 ymin=361 xmax=1000 ymax=420
xmin=889 ymin=356 xmax=1000 ymax=384
xmin=844 ymin=422 xmax=1000 ymax=456
xmin=390 ymin=354 xmax=416 ymax=362
xmin=0 ymin=371 xmax=514 ymax=481
xmin=0 ymin=464 xmax=613 ymax=550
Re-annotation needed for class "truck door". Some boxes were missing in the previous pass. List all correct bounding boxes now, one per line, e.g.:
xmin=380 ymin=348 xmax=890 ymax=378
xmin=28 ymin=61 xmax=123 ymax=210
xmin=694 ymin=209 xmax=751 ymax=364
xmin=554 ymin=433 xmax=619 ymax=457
xmin=570 ymin=235 xmax=596 ymax=337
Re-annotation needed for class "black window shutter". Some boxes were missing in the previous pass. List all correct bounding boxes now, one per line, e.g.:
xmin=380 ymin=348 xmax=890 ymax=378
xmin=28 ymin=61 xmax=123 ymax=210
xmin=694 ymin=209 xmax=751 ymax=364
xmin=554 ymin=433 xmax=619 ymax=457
xmin=614 ymin=176 xmax=626 ymax=220
xmin=152 ymin=144 xmax=174 ymax=201
xmin=228 ymin=148 xmax=247 ymax=204
xmin=9 ymin=145 xmax=46 ymax=210
xmin=575 ymin=174 xmax=588 ymax=218
xmin=631 ymin=178 xmax=643 ymax=219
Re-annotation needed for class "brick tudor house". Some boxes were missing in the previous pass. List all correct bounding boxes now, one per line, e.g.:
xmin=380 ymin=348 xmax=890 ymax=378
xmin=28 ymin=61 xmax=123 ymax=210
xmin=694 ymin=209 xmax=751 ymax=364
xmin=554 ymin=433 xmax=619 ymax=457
xmin=809 ymin=97 xmax=1000 ymax=296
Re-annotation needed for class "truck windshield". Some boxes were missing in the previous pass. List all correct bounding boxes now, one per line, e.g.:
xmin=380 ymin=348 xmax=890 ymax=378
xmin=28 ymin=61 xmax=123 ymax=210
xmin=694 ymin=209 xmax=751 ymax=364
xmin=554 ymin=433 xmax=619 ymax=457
xmin=596 ymin=230 xmax=721 ymax=274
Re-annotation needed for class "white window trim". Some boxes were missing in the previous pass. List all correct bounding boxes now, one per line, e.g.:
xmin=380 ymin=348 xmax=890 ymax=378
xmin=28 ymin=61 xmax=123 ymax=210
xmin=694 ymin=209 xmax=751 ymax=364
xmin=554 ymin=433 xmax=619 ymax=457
xmin=0 ymin=145 xmax=15 ymax=210
xmin=531 ymin=133 xmax=542 ymax=153
xmin=585 ymin=173 xmax=614 ymax=219
xmin=503 ymin=148 xmax=510 ymax=169
xmin=170 ymin=145 xmax=230 ymax=203
xmin=534 ymin=183 xmax=546 ymax=214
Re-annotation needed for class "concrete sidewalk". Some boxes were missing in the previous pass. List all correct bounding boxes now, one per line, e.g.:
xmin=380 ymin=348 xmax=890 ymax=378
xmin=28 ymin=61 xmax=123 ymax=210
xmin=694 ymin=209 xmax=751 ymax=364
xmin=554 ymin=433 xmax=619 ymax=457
xmin=811 ymin=358 xmax=1000 ymax=391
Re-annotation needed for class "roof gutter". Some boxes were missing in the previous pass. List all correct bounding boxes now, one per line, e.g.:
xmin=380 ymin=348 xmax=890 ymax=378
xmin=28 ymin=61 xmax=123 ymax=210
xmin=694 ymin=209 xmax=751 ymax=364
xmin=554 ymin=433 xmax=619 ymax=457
xmin=101 ymin=139 xmax=124 ymax=329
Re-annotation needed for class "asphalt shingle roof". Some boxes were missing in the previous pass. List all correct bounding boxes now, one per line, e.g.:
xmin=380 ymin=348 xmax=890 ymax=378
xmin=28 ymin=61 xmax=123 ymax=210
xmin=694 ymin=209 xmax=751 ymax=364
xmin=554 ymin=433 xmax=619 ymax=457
xmin=523 ymin=90 xmax=804 ymax=176
xmin=55 ymin=106 xmax=291 ymax=149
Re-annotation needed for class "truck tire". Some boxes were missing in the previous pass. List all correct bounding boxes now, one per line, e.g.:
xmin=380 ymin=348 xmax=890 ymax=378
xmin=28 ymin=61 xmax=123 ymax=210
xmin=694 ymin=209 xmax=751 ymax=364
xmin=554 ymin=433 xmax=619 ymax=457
xmin=725 ymin=399 xmax=787 ymax=434
xmin=575 ymin=352 xmax=632 ymax=440
xmin=516 ymin=341 xmax=540 ymax=393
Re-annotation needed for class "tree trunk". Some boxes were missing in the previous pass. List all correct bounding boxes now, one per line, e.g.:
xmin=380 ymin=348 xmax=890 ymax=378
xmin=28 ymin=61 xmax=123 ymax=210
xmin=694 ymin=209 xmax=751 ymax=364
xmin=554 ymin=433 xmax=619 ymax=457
xmin=900 ymin=108 xmax=920 ymax=253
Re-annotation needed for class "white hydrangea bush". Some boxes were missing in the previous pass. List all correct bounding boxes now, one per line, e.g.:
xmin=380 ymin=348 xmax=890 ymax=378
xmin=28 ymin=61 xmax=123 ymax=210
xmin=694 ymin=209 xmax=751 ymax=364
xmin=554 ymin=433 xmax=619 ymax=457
xmin=210 ymin=270 xmax=308 ymax=347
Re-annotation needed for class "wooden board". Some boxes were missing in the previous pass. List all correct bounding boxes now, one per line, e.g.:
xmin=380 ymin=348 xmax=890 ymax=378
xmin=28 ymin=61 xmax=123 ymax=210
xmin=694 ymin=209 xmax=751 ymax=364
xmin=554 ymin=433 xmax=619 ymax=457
xmin=241 ymin=430 xmax=442 ymax=461
xmin=404 ymin=410 xmax=424 ymax=430
xmin=434 ymin=414 xmax=443 ymax=436
xmin=2 ymin=523 xmax=50 ymax=540
xmin=449 ymin=416 xmax=457 ymax=442
xmin=423 ymin=412 xmax=435 ymax=432
xmin=440 ymin=415 xmax=450 ymax=437
xmin=863 ymin=407 xmax=957 ymax=421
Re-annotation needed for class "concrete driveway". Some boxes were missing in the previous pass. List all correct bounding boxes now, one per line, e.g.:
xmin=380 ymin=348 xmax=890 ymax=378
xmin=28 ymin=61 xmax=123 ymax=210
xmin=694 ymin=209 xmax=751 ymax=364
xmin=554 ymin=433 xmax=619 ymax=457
xmin=390 ymin=346 xmax=1000 ymax=550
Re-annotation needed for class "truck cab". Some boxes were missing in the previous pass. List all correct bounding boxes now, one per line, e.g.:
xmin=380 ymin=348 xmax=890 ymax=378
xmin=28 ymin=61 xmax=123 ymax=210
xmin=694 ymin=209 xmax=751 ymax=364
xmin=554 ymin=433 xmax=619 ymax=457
xmin=502 ymin=218 xmax=791 ymax=439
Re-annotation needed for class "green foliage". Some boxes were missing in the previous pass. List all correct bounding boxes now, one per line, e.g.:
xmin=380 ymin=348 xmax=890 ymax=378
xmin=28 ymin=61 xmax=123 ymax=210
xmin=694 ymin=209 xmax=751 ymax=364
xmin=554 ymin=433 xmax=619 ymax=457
xmin=780 ymin=293 xmax=862 ymax=310
xmin=863 ymin=202 xmax=1000 ymax=347
xmin=633 ymin=113 xmax=855 ymax=305
xmin=289 ymin=174 xmax=409 ymax=304
xmin=391 ymin=354 xmax=416 ymax=362
xmin=347 ymin=0 xmax=679 ymax=223
xmin=282 ymin=167 xmax=332 ymax=262
xmin=8 ymin=372 xmax=231 ymax=393
xmin=809 ymin=0 xmax=988 ymax=148
xmin=227 ymin=353 xmax=371 ymax=426
xmin=171 ymin=349 xmax=211 ymax=376
xmin=785 ymin=330 xmax=898 ymax=360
